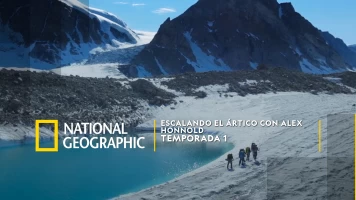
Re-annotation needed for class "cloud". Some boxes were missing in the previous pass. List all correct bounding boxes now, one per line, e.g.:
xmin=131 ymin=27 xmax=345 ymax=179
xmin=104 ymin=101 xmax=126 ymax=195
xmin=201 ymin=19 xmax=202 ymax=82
xmin=132 ymin=3 xmax=146 ymax=6
xmin=152 ymin=8 xmax=176 ymax=14
xmin=114 ymin=1 xmax=128 ymax=4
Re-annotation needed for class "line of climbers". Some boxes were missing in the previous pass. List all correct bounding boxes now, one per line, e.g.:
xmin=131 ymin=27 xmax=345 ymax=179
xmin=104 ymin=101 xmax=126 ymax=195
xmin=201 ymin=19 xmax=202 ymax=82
xmin=226 ymin=143 xmax=259 ymax=170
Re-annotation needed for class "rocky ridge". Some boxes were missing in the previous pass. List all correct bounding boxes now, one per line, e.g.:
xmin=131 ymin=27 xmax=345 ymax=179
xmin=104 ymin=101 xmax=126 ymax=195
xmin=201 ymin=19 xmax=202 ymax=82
xmin=349 ymin=45 xmax=356 ymax=53
xmin=122 ymin=0 xmax=353 ymax=77
xmin=159 ymin=67 xmax=354 ymax=97
xmin=321 ymin=32 xmax=356 ymax=69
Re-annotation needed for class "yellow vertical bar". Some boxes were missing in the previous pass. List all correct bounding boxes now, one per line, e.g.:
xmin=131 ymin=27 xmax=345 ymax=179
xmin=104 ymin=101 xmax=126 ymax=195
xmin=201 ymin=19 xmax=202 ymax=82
xmin=354 ymin=114 xmax=356 ymax=200
xmin=318 ymin=120 xmax=322 ymax=152
xmin=154 ymin=120 xmax=156 ymax=152
xmin=35 ymin=120 xmax=40 ymax=151
xmin=54 ymin=120 xmax=58 ymax=150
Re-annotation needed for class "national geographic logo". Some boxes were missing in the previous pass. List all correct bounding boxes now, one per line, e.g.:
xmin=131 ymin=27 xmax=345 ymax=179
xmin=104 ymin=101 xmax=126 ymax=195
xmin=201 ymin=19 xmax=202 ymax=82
xmin=35 ymin=120 xmax=59 ymax=152
xmin=35 ymin=120 xmax=145 ymax=152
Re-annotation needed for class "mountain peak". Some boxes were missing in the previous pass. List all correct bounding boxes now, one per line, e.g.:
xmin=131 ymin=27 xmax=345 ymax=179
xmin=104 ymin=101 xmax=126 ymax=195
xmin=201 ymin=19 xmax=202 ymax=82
xmin=280 ymin=2 xmax=295 ymax=13
xmin=122 ymin=0 xmax=350 ymax=77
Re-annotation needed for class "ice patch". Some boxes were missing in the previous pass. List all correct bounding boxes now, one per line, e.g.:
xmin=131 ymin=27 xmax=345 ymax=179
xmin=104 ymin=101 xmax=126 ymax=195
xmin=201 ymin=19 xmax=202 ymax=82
xmin=245 ymin=33 xmax=259 ymax=40
xmin=238 ymin=80 xmax=258 ymax=86
xmin=250 ymin=62 xmax=258 ymax=69
xmin=299 ymin=58 xmax=339 ymax=74
xmin=154 ymin=57 xmax=168 ymax=75
xmin=317 ymin=58 xmax=327 ymax=66
xmin=155 ymin=45 xmax=166 ymax=49
xmin=52 ymin=63 xmax=127 ymax=79
xmin=182 ymin=32 xmax=231 ymax=72
xmin=136 ymin=65 xmax=152 ymax=77
xmin=207 ymin=21 xmax=214 ymax=27
xmin=149 ymin=78 xmax=183 ymax=96
xmin=295 ymin=48 xmax=303 ymax=56
xmin=194 ymin=84 xmax=229 ymax=95
xmin=323 ymin=77 xmax=342 ymax=83
xmin=278 ymin=6 xmax=283 ymax=18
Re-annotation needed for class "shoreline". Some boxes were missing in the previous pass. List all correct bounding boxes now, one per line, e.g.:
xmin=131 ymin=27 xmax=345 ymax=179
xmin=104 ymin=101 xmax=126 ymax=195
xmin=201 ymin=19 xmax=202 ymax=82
xmin=115 ymin=130 xmax=239 ymax=199
xmin=0 ymin=125 xmax=235 ymax=200
xmin=0 ymin=125 xmax=142 ymax=149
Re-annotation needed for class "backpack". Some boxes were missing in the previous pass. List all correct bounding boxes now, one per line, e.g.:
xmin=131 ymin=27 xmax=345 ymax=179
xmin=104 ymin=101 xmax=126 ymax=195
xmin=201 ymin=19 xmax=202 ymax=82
xmin=239 ymin=150 xmax=245 ymax=158
xmin=227 ymin=154 xmax=233 ymax=160
xmin=252 ymin=143 xmax=258 ymax=152
xmin=246 ymin=147 xmax=251 ymax=153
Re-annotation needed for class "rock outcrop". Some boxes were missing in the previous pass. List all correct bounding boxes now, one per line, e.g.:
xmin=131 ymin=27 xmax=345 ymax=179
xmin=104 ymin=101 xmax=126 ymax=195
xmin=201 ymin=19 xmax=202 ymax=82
xmin=349 ymin=45 xmax=356 ymax=53
xmin=321 ymin=32 xmax=356 ymax=69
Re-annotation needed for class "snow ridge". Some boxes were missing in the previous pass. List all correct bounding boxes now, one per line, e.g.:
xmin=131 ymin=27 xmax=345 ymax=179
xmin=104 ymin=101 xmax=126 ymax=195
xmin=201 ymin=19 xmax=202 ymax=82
xmin=59 ymin=0 xmax=138 ymax=43
xmin=182 ymin=32 xmax=231 ymax=73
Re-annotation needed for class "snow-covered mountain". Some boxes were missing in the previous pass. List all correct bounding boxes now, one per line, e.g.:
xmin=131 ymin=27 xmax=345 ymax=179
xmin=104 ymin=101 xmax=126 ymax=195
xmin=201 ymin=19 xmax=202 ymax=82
xmin=122 ymin=0 xmax=353 ymax=77
xmin=0 ymin=0 xmax=140 ymax=69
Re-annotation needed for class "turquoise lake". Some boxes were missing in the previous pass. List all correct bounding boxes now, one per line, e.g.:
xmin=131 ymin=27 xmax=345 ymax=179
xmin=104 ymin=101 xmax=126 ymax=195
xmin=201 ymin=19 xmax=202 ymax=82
xmin=0 ymin=135 xmax=233 ymax=200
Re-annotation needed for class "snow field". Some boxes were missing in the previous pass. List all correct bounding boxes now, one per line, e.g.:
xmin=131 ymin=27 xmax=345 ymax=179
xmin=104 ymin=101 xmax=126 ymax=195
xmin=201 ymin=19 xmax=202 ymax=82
xmin=115 ymin=89 xmax=356 ymax=200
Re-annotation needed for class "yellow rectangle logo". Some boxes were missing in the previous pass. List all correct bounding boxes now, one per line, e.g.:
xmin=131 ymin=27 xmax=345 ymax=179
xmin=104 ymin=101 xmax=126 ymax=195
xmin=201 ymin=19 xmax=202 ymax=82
xmin=35 ymin=120 xmax=58 ymax=152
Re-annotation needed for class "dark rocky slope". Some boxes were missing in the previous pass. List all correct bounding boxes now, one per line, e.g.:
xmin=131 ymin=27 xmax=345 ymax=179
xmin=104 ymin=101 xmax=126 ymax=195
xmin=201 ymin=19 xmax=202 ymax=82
xmin=330 ymin=71 xmax=356 ymax=89
xmin=349 ymin=45 xmax=356 ymax=53
xmin=0 ymin=69 xmax=175 ymax=132
xmin=159 ymin=68 xmax=354 ymax=97
xmin=321 ymin=32 xmax=356 ymax=69
xmin=122 ymin=0 xmax=351 ymax=77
